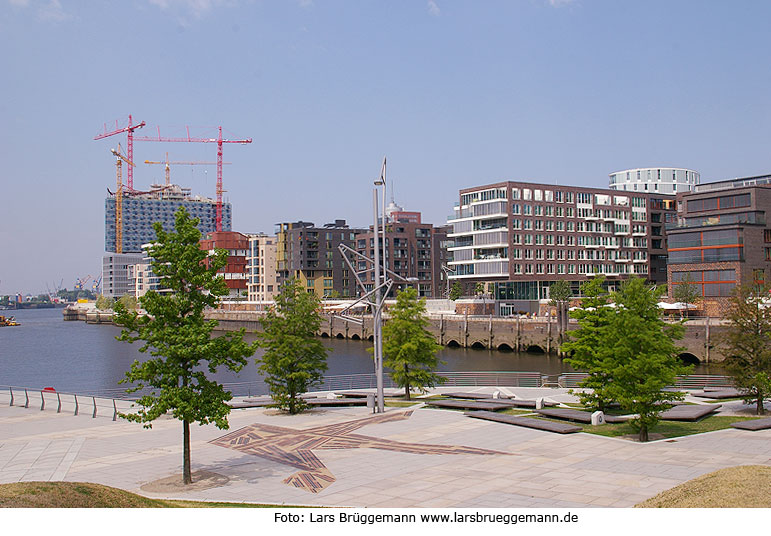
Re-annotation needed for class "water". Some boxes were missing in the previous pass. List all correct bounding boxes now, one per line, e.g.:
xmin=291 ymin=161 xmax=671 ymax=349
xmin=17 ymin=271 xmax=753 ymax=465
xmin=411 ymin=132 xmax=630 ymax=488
xmin=0 ymin=308 xmax=721 ymax=395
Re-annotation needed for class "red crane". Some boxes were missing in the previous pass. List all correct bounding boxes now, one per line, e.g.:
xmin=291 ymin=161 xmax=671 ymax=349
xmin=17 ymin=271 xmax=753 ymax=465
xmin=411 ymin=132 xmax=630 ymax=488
xmin=135 ymin=125 xmax=251 ymax=232
xmin=94 ymin=115 xmax=146 ymax=191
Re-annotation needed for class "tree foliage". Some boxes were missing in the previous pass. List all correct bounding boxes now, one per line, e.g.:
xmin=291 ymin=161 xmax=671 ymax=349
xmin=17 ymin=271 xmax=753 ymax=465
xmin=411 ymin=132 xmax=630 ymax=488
xmin=114 ymin=207 xmax=257 ymax=484
xmin=562 ymin=276 xmax=616 ymax=411
xmin=601 ymin=277 xmax=690 ymax=442
xmin=257 ymin=279 xmax=329 ymax=414
xmin=673 ymin=272 xmax=701 ymax=313
xmin=720 ymin=283 xmax=771 ymax=415
xmin=449 ymin=281 xmax=463 ymax=301
xmin=381 ymin=287 xmax=445 ymax=399
xmin=96 ymin=295 xmax=115 ymax=310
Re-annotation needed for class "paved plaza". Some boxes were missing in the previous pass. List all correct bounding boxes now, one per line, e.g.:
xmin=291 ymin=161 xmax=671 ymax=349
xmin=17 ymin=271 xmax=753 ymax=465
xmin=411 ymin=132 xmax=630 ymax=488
xmin=0 ymin=388 xmax=769 ymax=508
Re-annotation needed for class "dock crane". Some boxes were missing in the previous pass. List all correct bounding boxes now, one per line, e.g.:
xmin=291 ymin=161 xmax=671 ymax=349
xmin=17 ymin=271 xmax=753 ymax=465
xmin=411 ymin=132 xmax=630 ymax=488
xmin=144 ymin=152 xmax=230 ymax=186
xmin=136 ymin=126 xmax=251 ymax=232
xmin=111 ymin=144 xmax=136 ymax=254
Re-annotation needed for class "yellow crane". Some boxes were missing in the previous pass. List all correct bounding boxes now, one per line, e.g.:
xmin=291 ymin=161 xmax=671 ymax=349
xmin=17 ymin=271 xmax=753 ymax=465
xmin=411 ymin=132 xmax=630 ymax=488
xmin=144 ymin=152 xmax=229 ymax=186
xmin=111 ymin=143 xmax=135 ymax=254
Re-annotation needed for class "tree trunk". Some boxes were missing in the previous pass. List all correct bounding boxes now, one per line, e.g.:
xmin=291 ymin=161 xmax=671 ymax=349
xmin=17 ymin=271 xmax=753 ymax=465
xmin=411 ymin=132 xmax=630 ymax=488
xmin=404 ymin=364 xmax=410 ymax=400
xmin=639 ymin=424 xmax=648 ymax=443
xmin=183 ymin=419 xmax=192 ymax=484
xmin=758 ymin=394 xmax=765 ymax=415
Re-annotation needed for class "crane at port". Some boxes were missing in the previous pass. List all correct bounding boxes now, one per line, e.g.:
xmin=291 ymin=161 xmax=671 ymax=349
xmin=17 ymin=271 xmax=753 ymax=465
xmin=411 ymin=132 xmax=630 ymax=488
xmin=135 ymin=126 xmax=251 ymax=232
xmin=75 ymin=275 xmax=92 ymax=291
xmin=111 ymin=144 xmax=136 ymax=254
xmin=144 ymin=152 xmax=230 ymax=186
xmin=94 ymin=115 xmax=146 ymax=191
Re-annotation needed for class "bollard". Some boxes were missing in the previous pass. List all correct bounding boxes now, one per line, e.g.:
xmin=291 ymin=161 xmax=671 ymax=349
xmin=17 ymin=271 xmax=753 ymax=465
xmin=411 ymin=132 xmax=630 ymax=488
xmin=92 ymin=397 xmax=97 ymax=418
xmin=74 ymin=394 xmax=79 ymax=416
xmin=366 ymin=393 xmax=375 ymax=414
xmin=591 ymin=411 xmax=605 ymax=425
xmin=57 ymin=393 xmax=62 ymax=413
xmin=41 ymin=391 xmax=45 ymax=411
xmin=535 ymin=397 xmax=544 ymax=410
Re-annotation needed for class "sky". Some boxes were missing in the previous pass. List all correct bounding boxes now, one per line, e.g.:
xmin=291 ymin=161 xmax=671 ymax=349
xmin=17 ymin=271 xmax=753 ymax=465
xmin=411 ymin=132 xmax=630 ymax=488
xmin=2 ymin=0 xmax=771 ymax=295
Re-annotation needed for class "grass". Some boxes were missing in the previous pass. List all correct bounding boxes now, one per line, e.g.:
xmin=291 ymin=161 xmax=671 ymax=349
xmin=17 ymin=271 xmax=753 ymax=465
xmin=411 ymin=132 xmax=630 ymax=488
xmin=385 ymin=400 xmax=423 ymax=408
xmin=0 ymin=482 xmax=282 ymax=508
xmin=500 ymin=408 xmax=538 ymax=416
xmin=636 ymin=465 xmax=771 ymax=508
xmin=579 ymin=415 xmax=760 ymax=439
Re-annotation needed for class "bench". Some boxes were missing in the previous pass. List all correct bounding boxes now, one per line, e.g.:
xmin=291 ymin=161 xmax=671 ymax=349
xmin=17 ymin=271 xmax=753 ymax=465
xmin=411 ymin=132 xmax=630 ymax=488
xmin=691 ymin=389 xmax=742 ymax=399
xmin=465 ymin=410 xmax=581 ymax=434
xmin=535 ymin=407 xmax=628 ymax=423
xmin=306 ymin=397 xmax=368 ymax=407
xmin=425 ymin=399 xmax=514 ymax=411
xmin=659 ymin=404 xmax=720 ymax=421
xmin=730 ymin=417 xmax=771 ymax=431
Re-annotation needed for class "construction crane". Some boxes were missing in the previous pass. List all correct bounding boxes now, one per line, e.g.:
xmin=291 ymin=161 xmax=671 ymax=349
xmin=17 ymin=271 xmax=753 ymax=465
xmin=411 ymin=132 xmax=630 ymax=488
xmin=136 ymin=126 xmax=251 ymax=232
xmin=144 ymin=152 xmax=230 ymax=186
xmin=111 ymin=144 xmax=136 ymax=254
xmin=94 ymin=115 xmax=146 ymax=191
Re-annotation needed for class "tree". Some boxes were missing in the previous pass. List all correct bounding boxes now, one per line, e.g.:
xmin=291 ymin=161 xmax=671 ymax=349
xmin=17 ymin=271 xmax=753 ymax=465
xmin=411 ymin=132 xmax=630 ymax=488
xmin=381 ymin=287 xmax=445 ymax=399
xmin=257 ymin=279 xmax=329 ymax=414
xmin=114 ymin=207 xmax=257 ymax=485
xmin=562 ymin=276 xmax=617 ymax=411
xmin=449 ymin=281 xmax=463 ymax=301
xmin=549 ymin=280 xmax=572 ymax=344
xmin=118 ymin=294 xmax=138 ymax=310
xmin=673 ymin=273 xmax=701 ymax=317
xmin=96 ymin=295 xmax=115 ymax=310
xmin=474 ymin=282 xmax=485 ymax=297
xmin=603 ymin=277 xmax=690 ymax=442
xmin=720 ymin=283 xmax=771 ymax=415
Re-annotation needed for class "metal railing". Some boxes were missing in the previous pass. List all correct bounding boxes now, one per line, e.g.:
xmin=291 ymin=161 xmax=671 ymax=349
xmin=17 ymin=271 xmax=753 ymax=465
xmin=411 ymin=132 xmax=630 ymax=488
xmin=556 ymin=373 xmax=734 ymax=390
xmin=1 ymin=385 xmax=137 ymax=421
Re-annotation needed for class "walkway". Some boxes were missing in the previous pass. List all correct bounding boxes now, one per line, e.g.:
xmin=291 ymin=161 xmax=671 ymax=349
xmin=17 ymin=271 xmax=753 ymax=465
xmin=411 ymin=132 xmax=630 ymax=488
xmin=0 ymin=388 xmax=769 ymax=508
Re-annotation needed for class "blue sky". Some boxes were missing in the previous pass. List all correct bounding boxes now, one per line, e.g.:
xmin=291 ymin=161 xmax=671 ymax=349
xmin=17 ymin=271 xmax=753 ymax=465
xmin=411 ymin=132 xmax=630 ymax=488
xmin=2 ymin=0 xmax=771 ymax=294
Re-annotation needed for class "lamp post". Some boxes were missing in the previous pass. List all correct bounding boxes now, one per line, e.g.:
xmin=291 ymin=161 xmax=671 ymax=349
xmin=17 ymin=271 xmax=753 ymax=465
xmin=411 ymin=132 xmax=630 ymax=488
xmin=371 ymin=158 xmax=387 ymax=413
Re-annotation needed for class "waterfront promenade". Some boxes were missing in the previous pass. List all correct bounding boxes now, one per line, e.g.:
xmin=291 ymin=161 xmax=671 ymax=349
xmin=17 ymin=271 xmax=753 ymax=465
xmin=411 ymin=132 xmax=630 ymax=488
xmin=0 ymin=387 xmax=769 ymax=508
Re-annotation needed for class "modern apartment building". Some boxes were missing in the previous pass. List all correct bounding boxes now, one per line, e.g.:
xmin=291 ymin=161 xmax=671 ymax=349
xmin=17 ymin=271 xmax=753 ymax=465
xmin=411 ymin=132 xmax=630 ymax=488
xmin=247 ymin=234 xmax=278 ymax=302
xmin=105 ymin=184 xmax=231 ymax=253
xmin=667 ymin=174 xmax=771 ymax=316
xmin=275 ymin=220 xmax=364 ymax=298
xmin=199 ymin=231 xmax=249 ymax=298
xmin=102 ymin=252 xmax=144 ymax=298
xmin=355 ymin=211 xmax=450 ymax=298
xmin=609 ymin=168 xmax=699 ymax=195
xmin=447 ymin=181 xmax=674 ymax=306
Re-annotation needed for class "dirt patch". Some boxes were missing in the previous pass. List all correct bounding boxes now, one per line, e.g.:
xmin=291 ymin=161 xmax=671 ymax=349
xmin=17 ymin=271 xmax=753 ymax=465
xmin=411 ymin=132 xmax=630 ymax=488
xmin=637 ymin=465 xmax=771 ymax=508
xmin=140 ymin=470 xmax=229 ymax=493
xmin=619 ymin=432 xmax=666 ymax=442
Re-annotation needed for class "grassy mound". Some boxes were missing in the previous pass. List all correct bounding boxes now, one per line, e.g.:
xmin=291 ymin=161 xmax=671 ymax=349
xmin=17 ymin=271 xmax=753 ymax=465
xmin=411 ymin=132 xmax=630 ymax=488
xmin=636 ymin=465 xmax=771 ymax=508
xmin=0 ymin=482 xmax=170 ymax=508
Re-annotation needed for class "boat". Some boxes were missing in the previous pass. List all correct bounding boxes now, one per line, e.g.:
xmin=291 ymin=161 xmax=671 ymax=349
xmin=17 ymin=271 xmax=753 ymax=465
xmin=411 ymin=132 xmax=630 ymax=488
xmin=0 ymin=315 xmax=20 ymax=326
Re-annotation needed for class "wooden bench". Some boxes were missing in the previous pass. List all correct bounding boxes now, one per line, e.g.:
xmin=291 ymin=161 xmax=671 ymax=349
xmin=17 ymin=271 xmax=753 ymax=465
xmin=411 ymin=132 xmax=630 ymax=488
xmin=730 ymin=417 xmax=771 ymax=431
xmin=306 ymin=397 xmax=368 ymax=407
xmin=535 ymin=407 xmax=628 ymax=423
xmin=659 ymin=404 xmax=720 ymax=421
xmin=442 ymin=392 xmax=504 ymax=400
xmin=691 ymin=389 xmax=742 ymax=399
xmin=425 ymin=399 xmax=514 ymax=411
xmin=465 ymin=410 xmax=581 ymax=434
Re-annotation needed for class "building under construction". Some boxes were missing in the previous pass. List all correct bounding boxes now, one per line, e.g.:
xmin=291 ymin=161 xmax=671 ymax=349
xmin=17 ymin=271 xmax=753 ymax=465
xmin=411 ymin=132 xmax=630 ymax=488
xmin=104 ymin=183 xmax=232 ymax=253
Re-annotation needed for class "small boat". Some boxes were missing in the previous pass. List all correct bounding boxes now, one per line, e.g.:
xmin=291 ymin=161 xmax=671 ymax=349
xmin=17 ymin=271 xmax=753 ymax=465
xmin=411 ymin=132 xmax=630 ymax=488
xmin=0 ymin=315 xmax=20 ymax=326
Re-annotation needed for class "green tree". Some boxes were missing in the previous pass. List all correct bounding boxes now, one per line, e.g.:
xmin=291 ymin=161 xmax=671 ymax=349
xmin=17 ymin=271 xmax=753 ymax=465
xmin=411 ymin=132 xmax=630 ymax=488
xmin=257 ymin=278 xmax=329 ymax=414
xmin=720 ymin=283 xmax=771 ymax=415
xmin=562 ymin=276 xmax=616 ymax=411
xmin=96 ymin=295 xmax=115 ymax=310
xmin=381 ymin=287 xmax=445 ymax=399
xmin=673 ymin=273 xmax=701 ymax=316
xmin=114 ymin=207 xmax=257 ymax=485
xmin=603 ymin=277 xmax=690 ymax=441
xmin=449 ymin=281 xmax=463 ymax=301
xmin=118 ymin=294 xmax=138 ymax=310
xmin=549 ymin=280 xmax=572 ymax=344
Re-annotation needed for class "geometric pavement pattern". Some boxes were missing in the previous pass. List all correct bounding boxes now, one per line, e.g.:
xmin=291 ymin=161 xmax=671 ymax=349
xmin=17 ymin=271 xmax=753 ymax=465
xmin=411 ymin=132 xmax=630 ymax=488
xmin=210 ymin=410 xmax=512 ymax=493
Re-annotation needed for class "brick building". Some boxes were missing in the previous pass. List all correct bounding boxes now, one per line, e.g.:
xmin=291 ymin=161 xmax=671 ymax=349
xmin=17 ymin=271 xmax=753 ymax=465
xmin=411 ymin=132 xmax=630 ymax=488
xmin=667 ymin=174 xmax=771 ymax=316
xmin=199 ymin=231 xmax=249 ymax=298
xmin=447 ymin=181 xmax=674 ymax=311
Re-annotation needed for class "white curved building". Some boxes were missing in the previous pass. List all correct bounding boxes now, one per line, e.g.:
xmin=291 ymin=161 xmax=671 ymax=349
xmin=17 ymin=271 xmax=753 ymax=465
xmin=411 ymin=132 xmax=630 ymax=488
xmin=609 ymin=167 xmax=699 ymax=195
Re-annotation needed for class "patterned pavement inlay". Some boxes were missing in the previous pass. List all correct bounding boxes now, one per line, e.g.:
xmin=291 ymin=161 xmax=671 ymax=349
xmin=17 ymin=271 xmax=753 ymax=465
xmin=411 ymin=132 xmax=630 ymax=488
xmin=210 ymin=410 xmax=512 ymax=493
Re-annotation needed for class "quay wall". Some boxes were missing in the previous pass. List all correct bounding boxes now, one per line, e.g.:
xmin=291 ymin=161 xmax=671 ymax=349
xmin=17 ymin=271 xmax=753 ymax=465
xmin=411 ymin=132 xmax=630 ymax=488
xmin=204 ymin=310 xmax=729 ymax=364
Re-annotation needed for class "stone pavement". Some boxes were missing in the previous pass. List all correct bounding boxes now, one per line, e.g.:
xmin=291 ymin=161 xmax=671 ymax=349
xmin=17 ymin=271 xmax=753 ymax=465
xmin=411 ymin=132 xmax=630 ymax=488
xmin=0 ymin=387 xmax=769 ymax=508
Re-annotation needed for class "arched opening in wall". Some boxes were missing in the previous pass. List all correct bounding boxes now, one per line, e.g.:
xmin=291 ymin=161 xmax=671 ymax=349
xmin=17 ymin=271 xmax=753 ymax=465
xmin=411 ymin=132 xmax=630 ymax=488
xmin=336 ymin=333 xmax=345 ymax=339
xmin=367 ymin=335 xmax=374 ymax=342
xmin=470 ymin=341 xmax=486 ymax=350
xmin=497 ymin=343 xmax=514 ymax=352
xmin=525 ymin=345 xmax=545 ymax=354
xmin=447 ymin=340 xmax=461 ymax=348
xmin=320 ymin=332 xmax=330 ymax=338
xmin=351 ymin=334 xmax=361 ymax=340
xmin=678 ymin=352 xmax=701 ymax=365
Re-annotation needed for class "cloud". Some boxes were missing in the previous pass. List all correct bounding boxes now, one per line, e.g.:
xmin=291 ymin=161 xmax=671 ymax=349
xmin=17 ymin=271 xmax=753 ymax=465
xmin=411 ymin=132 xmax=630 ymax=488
xmin=7 ymin=0 xmax=73 ymax=22
xmin=427 ymin=0 xmax=440 ymax=16
xmin=546 ymin=0 xmax=576 ymax=6
xmin=8 ymin=0 xmax=31 ymax=7
xmin=147 ymin=0 xmax=232 ymax=20
xmin=298 ymin=0 xmax=313 ymax=8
